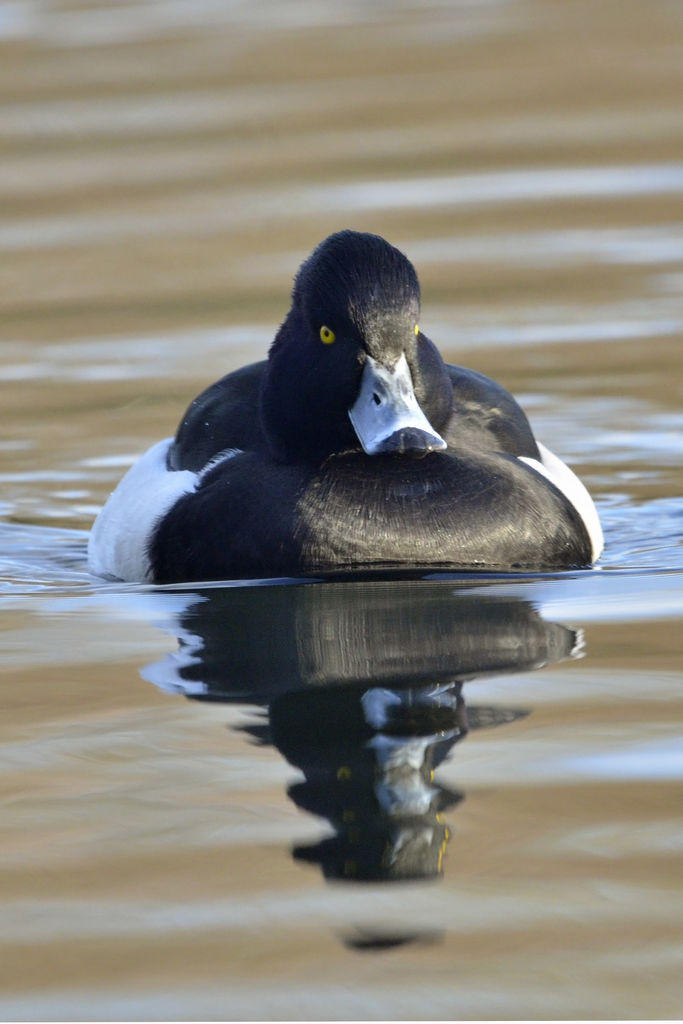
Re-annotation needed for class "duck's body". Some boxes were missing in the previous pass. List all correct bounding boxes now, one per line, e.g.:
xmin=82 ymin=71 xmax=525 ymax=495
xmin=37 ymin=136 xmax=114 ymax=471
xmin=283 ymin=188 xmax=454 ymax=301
xmin=88 ymin=231 xmax=602 ymax=583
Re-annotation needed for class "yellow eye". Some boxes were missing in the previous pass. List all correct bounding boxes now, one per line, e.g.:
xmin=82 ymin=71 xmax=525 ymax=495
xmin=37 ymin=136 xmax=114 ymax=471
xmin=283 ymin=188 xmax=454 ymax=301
xmin=319 ymin=325 xmax=336 ymax=345
xmin=414 ymin=324 xmax=420 ymax=336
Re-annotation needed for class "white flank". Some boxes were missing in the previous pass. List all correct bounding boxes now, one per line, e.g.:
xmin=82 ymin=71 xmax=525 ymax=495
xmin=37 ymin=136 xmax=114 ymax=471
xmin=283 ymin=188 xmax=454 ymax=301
xmin=518 ymin=441 xmax=604 ymax=562
xmin=87 ymin=438 xmax=198 ymax=582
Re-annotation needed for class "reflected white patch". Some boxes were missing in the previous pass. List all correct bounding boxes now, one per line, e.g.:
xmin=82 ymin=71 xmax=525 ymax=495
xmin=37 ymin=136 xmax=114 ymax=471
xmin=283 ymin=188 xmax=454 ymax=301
xmin=368 ymin=734 xmax=435 ymax=771
xmin=361 ymin=687 xmax=403 ymax=729
xmin=140 ymin=592 xmax=209 ymax=697
xmin=141 ymin=644 xmax=207 ymax=697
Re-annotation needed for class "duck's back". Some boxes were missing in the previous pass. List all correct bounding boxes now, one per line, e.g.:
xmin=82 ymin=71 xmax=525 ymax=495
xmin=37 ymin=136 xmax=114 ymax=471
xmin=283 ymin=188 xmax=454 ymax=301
xmin=168 ymin=360 xmax=540 ymax=472
xmin=442 ymin=365 xmax=540 ymax=459
xmin=168 ymin=360 xmax=267 ymax=472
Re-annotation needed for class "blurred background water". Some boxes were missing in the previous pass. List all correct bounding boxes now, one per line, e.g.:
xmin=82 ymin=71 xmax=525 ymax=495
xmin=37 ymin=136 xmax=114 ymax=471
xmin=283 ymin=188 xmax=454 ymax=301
xmin=0 ymin=0 xmax=682 ymax=1019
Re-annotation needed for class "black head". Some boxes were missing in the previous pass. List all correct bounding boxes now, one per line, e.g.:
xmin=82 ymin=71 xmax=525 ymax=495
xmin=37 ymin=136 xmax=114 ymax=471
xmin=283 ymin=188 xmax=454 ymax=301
xmin=261 ymin=231 xmax=453 ymax=463
xmin=294 ymin=230 xmax=421 ymax=357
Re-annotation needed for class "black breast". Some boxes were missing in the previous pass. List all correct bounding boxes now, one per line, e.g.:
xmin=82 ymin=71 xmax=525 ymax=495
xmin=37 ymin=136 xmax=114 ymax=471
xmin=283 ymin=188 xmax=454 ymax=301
xmin=150 ymin=448 xmax=592 ymax=583
xmin=295 ymin=451 xmax=591 ymax=573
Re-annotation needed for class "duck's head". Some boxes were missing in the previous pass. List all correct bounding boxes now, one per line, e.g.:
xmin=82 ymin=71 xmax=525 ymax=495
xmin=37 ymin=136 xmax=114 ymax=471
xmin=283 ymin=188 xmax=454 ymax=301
xmin=261 ymin=231 xmax=453 ymax=463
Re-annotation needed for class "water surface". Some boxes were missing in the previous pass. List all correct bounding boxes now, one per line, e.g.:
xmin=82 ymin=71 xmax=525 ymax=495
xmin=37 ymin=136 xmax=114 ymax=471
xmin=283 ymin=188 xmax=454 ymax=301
xmin=1 ymin=0 xmax=682 ymax=1019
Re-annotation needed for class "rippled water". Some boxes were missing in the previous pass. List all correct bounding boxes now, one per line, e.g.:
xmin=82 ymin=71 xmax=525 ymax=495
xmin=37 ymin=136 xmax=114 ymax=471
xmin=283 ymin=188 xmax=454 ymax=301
xmin=1 ymin=0 xmax=682 ymax=1019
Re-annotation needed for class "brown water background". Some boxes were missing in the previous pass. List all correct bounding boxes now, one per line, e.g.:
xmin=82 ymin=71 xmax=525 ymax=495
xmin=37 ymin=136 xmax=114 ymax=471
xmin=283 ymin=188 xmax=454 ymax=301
xmin=1 ymin=0 xmax=682 ymax=1019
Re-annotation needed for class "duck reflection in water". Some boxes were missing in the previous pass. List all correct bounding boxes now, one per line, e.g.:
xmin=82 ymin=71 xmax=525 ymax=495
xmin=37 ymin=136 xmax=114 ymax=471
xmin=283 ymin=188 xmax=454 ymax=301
xmin=143 ymin=578 xmax=582 ymax=883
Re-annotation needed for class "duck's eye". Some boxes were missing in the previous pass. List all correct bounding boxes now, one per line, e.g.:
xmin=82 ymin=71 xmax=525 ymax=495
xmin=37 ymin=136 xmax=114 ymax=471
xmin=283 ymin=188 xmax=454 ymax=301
xmin=319 ymin=325 xmax=336 ymax=345
xmin=414 ymin=324 xmax=420 ymax=336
